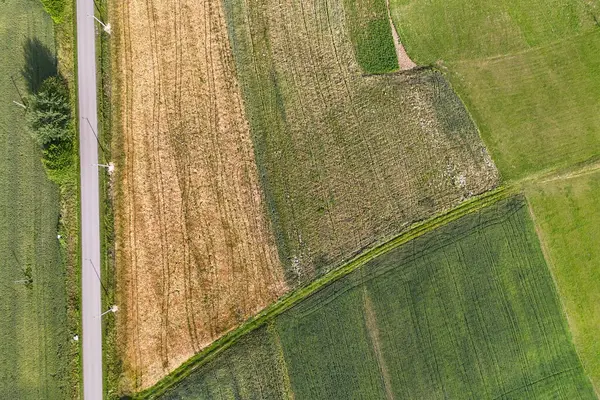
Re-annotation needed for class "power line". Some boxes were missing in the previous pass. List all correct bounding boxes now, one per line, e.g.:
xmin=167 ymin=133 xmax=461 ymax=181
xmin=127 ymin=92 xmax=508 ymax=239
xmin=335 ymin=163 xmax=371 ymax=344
xmin=85 ymin=258 xmax=109 ymax=298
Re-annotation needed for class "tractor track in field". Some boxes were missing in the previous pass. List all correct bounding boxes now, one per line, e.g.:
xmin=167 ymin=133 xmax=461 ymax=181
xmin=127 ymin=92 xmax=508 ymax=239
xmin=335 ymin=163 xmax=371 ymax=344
xmin=112 ymin=0 xmax=287 ymax=391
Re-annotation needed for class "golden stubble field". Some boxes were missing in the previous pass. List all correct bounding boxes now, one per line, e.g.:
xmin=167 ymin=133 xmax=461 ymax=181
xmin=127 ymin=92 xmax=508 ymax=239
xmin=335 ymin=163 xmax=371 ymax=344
xmin=111 ymin=0 xmax=287 ymax=391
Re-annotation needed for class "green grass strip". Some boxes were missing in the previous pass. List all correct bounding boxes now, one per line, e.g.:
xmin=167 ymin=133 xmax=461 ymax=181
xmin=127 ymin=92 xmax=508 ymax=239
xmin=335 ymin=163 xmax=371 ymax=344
xmin=134 ymin=184 xmax=517 ymax=399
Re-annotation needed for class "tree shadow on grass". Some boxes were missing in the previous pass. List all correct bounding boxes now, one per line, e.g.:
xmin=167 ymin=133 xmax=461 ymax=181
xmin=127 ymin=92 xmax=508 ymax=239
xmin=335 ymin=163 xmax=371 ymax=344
xmin=21 ymin=37 xmax=57 ymax=94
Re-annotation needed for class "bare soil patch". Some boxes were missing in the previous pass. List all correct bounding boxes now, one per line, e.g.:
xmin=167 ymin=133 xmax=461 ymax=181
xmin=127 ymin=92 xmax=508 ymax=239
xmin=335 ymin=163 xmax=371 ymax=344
xmin=111 ymin=0 xmax=287 ymax=391
xmin=386 ymin=0 xmax=416 ymax=70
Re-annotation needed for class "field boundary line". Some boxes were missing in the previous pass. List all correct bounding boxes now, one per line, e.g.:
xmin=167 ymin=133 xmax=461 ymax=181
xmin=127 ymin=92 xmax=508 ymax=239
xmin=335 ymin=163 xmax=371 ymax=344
xmin=445 ymin=28 xmax=600 ymax=66
xmin=525 ymin=191 xmax=600 ymax=398
xmin=134 ymin=184 xmax=517 ymax=399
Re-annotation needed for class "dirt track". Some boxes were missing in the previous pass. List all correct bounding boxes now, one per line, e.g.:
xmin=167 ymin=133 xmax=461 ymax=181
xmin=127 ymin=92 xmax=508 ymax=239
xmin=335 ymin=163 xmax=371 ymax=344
xmin=111 ymin=0 xmax=287 ymax=391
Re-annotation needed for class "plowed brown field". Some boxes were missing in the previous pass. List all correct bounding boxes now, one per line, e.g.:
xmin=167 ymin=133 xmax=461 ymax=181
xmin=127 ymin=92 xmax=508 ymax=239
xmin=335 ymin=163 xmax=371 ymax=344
xmin=111 ymin=0 xmax=287 ymax=391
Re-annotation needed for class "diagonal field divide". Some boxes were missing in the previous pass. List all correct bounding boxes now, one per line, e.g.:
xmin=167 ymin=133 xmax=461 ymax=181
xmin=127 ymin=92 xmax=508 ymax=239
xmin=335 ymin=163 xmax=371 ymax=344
xmin=133 ymin=152 xmax=600 ymax=399
xmin=75 ymin=0 xmax=103 ymax=398
xmin=135 ymin=184 xmax=519 ymax=399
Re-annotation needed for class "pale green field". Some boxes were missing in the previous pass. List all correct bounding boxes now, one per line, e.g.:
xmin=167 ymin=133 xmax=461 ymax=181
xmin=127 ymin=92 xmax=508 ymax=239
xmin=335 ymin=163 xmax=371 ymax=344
xmin=450 ymin=31 xmax=600 ymax=180
xmin=0 ymin=0 xmax=70 ymax=398
xmin=528 ymin=170 xmax=600 ymax=393
xmin=390 ymin=0 xmax=600 ymax=181
xmin=390 ymin=0 xmax=600 ymax=63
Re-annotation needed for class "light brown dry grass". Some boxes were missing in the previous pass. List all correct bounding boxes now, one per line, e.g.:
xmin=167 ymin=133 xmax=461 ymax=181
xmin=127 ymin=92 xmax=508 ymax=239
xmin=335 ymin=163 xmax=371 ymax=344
xmin=111 ymin=0 xmax=287 ymax=391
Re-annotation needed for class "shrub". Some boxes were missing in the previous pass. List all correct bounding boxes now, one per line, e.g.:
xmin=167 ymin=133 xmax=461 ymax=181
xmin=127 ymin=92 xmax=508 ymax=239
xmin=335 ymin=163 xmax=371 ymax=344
xmin=27 ymin=76 xmax=71 ymax=147
xmin=40 ymin=0 xmax=65 ymax=23
xmin=42 ymin=138 xmax=73 ymax=171
xmin=27 ymin=76 xmax=74 ymax=174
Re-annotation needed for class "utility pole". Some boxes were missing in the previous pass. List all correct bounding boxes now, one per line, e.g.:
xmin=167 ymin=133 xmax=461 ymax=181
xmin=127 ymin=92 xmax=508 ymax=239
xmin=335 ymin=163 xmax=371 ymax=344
xmin=92 ymin=162 xmax=115 ymax=174
xmin=10 ymin=75 xmax=27 ymax=107
xmin=99 ymin=305 xmax=118 ymax=318
xmin=82 ymin=117 xmax=107 ymax=153
xmin=89 ymin=14 xmax=111 ymax=35
xmin=86 ymin=258 xmax=109 ymax=297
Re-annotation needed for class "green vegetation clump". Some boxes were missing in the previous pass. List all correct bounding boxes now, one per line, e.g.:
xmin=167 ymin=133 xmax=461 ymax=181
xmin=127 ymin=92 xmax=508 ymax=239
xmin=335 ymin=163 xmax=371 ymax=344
xmin=27 ymin=75 xmax=75 ymax=181
xmin=27 ymin=76 xmax=71 ymax=146
xmin=40 ymin=0 xmax=66 ymax=23
xmin=157 ymin=197 xmax=595 ymax=399
xmin=528 ymin=170 xmax=600 ymax=392
xmin=343 ymin=0 xmax=398 ymax=73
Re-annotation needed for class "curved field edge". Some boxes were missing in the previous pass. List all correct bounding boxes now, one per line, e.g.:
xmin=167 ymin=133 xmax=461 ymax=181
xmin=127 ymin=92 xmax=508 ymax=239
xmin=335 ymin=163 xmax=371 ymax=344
xmin=132 ymin=185 xmax=517 ymax=399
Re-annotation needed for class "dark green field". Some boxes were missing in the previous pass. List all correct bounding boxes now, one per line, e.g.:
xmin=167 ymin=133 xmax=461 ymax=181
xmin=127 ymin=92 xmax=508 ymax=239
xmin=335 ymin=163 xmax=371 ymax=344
xmin=160 ymin=326 xmax=292 ymax=400
xmin=159 ymin=197 xmax=594 ymax=399
xmin=223 ymin=0 xmax=498 ymax=286
xmin=0 ymin=0 xmax=70 ymax=398
xmin=343 ymin=0 xmax=398 ymax=73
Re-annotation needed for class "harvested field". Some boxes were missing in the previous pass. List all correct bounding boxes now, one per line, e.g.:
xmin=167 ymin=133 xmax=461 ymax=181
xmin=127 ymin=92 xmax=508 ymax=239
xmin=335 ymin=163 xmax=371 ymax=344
xmin=160 ymin=197 xmax=596 ymax=399
xmin=223 ymin=0 xmax=499 ymax=286
xmin=112 ymin=0 xmax=287 ymax=391
xmin=528 ymin=169 xmax=600 ymax=393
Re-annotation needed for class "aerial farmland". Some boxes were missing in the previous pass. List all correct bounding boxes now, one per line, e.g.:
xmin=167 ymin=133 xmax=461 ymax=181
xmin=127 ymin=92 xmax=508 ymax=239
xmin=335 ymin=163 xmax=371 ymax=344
xmin=97 ymin=0 xmax=600 ymax=398
xmin=1 ymin=0 xmax=599 ymax=398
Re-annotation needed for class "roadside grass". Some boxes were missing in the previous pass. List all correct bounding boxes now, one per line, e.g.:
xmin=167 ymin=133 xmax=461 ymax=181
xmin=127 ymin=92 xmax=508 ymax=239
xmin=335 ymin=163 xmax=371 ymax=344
xmin=343 ymin=0 xmax=398 ymax=73
xmin=224 ymin=0 xmax=498 ymax=286
xmin=389 ymin=0 xmax=600 ymax=181
xmin=53 ymin=0 xmax=82 ymax=397
xmin=94 ymin=0 xmax=121 ymax=397
xmin=156 ymin=195 xmax=595 ymax=399
xmin=527 ymin=170 xmax=600 ymax=394
xmin=0 ymin=0 xmax=71 ymax=398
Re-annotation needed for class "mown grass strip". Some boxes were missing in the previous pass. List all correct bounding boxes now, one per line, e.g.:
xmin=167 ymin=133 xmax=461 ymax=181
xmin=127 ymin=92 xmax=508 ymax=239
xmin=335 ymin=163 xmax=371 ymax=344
xmin=134 ymin=184 xmax=516 ymax=399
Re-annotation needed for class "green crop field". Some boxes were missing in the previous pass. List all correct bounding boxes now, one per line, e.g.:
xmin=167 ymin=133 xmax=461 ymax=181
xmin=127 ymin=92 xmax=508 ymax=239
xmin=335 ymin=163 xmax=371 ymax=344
xmin=0 ymin=0 xmax=70 ymax=398
xmin=343 ymin=0 xmax=398 ymax=74
xmin=389 ymin=0 xmax=600 ymax=64
xmin=389 ymin=0 xmax=600 ymax=181
xmin=159 ymin=326 xmax=292 ymax=400
xmin=223 ymin=0 xmax=498 ymax=286
xmin=450 ymin=31 xmax=600 ymax=180
xmin=159 ymin=196 xmax=595 ymax=399
xmin=528 ymin=170 xmax=600 ymax=393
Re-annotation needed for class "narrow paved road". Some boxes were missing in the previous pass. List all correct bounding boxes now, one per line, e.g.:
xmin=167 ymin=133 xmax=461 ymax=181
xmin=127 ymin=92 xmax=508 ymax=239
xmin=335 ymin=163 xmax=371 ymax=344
xmin=76 ymin=0 xmax=103 ymax=398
